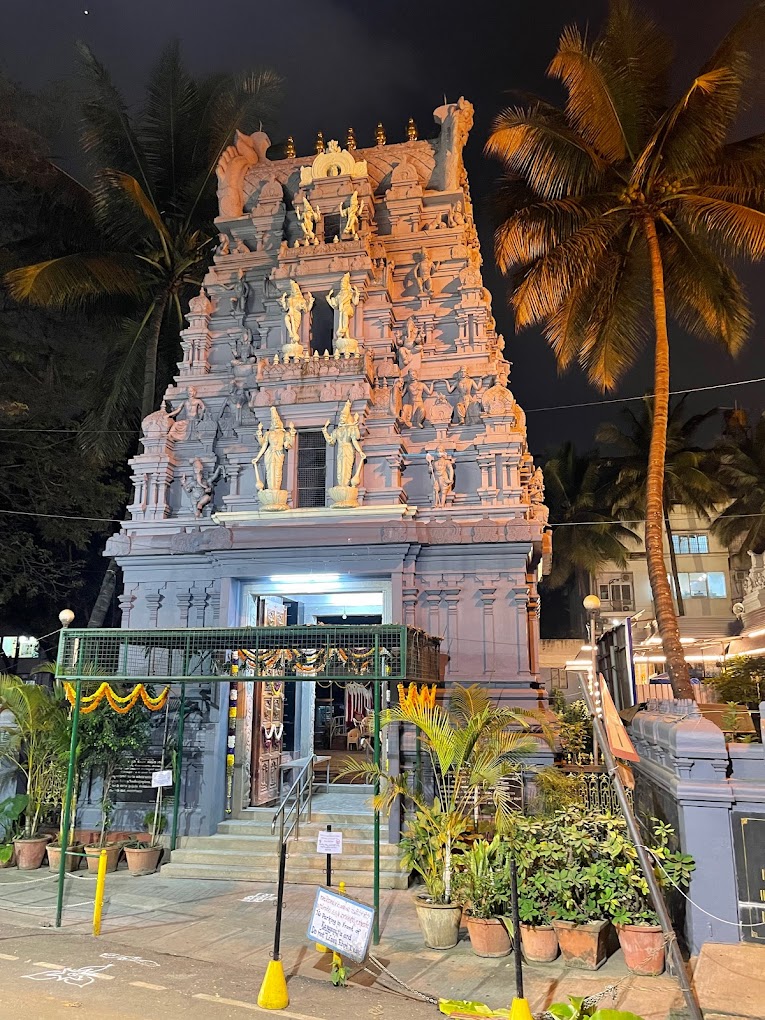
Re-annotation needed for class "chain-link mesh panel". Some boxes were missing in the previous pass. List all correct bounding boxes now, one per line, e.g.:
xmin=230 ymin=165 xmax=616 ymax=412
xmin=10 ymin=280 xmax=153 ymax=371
xmin=57 ymin=625 xmax=440 ymax=684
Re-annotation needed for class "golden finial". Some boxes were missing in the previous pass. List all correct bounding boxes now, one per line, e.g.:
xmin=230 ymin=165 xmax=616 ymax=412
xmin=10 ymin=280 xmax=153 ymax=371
xmin=315 ymin=130 xmax=325 ymax=154
xmin=375 ymin=121 xmax=386 ymax=146
xmin=285 ymin=136 xmax=296 ymax=158
xmin=345 ymin=127 xmax=357 ymax=151
xmin=406 ymin=117 xmax=418 ymax=141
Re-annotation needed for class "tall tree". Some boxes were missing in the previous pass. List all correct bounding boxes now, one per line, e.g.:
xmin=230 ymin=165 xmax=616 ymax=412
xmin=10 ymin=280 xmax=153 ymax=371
xmin=486 ymin=0 xmax=765 ymax=697
xmin=712 ymin=410 xmax=765 ymax=556
xmin=5 ymin=42 xmax=283 ymax=463
xmin=542 ymin=442 xmax=638 ymax=601
xmin=597 ymin=396 xmax=726 ymax=615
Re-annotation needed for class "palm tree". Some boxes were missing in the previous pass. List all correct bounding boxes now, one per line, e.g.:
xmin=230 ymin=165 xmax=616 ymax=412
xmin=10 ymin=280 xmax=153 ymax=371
xmin=542 ymin=442 xmax=638 ymax=599
xmin=597 ymin=396 xmax=726 ymax=615
xmin=485 ymin=0 xmax=765 ymax=697
xmin=5 ymin=41 xmax=283 ymax=462
xmin=712 ymin=410 xmax=765 ymax=556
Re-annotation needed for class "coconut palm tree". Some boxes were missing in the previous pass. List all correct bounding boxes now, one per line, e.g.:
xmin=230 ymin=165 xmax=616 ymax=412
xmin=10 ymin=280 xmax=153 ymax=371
xmin=597 ymin=396 xmax=726 ymax=614
xmin=485 ymin=0 xmax=765 ymax=697
xmin=5 ymin=41 xmax=283 ymax=463
xmin=542 ymin=441 xmax=638 ymax=598
xmin=712 ymin=410 xmax=765 ymax=556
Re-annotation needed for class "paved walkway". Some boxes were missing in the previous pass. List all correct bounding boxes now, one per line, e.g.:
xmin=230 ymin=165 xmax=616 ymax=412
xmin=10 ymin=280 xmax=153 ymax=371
xmin=0 ymin=865 xmax=751 ymax=1019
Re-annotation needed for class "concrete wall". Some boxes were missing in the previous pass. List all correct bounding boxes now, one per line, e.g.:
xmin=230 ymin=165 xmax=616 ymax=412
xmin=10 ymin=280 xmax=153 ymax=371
xmin=629 ymin=700 xmax=765 ymax=952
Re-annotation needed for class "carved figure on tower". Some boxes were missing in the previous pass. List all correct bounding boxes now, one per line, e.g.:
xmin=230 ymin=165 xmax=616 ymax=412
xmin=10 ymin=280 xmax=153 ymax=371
xmin=339 ymin=191 xmax=364 ymax=239
xmin=413 ymin=248 xmax=439 ymax=298
xmin=140 ymin=401 xmax=188 ymax=449
xmin=280 ymin=280 xmax=313 ymax=358
xmin=426 ymin=447 xmax=455 ymax=507
xmin=395 ymin=318 xmax=424 ymax=377
xmin=223 ymin=268 xmax=249 ymax=318
xmin=216 ymin=130 xmax=271 ymax=218
xmin=446 ymin=365 xmax=483 ymax=425
xmin=182 ymin=457 xmax=224 ymax=518
xmin=252 ymin=407 xmax=296 ymax=512
xmin=401 ymin=376 xmax=434 ymax=428
xmin=182 ymin=386 xmax=206 ymax=422
xmin=482 ymin=360 xmax=516 ymax=419
xmin=327 ymin=273 xmax=361 ymax=354
xmin=324 ymin=400 xmax=366 ymax=508
xmin=295 ymin=196 xmax=321 ymax=245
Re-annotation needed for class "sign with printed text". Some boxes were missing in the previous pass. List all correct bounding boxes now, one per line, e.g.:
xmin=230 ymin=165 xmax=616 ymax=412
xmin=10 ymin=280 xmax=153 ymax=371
xmin=316 ymin=830 xmax=343 ymax=855
xmin=151 ymin=769 xmax=173 ymax=788
xmin=307 ymin=887 xmax=374 ymax=962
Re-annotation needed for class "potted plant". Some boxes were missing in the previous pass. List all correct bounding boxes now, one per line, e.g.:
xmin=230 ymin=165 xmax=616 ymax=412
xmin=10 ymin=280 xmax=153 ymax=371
xmin=511 ymin=815 xmax=560 ymax=961
xmin=0 ymin=676 xmax=69 ymax=869
xmin=0 ymin=794 xmax=28 ymax=868
xmin=608 ymin=819 xmax=694 ymax=976
xmin=340 ymin=684 xmax=549 ymax=950
xmin=124 ymin=810 xmax=166 ymax=877
xmin=453 ymin=836 xmax=513 ymax=958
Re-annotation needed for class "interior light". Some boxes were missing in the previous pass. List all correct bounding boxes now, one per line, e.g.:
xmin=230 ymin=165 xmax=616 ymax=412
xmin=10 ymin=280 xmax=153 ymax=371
xmin=744 ymin=626 xmax=765 ymax=639
xmin=268 ymin=573 xmax=340 ymax=585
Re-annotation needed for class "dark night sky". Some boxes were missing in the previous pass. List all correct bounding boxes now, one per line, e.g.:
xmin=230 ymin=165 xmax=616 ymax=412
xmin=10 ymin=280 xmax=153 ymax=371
xmin=2 ymin=0 xmax=763 ymax=453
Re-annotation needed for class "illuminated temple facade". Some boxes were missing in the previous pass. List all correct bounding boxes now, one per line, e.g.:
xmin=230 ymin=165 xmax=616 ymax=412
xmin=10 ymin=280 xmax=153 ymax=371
xmin=105 ymin=99 xmax=549 ymax=828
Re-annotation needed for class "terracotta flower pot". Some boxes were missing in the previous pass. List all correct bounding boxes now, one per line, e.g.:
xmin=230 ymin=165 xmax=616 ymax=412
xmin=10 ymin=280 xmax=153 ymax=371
xmin=13 ymin=836 xmax=50 ymax=871
xmin=520 ymin=923 xmax=559 ymax=962
xmin=46 ymin=842 xmax=83 ymax=873
xmin=124 ymin=845 xmax=163 ymax=877
xmin=466 ymin=916 xmax=512 ymax=958
xmin=84 ymin=843 xmax=122 ymax=873
xmin=412 ymin=894 xmax=462 ymax=950
xmin=552 ymin=919 xmax=612 ymax=970
xmin=615 ymin=922 xmax=665 ymax=976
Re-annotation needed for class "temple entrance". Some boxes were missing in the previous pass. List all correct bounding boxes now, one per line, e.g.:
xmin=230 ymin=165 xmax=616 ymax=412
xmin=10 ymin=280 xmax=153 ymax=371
xmin=240 ymin=579 xmax=388 ymax=805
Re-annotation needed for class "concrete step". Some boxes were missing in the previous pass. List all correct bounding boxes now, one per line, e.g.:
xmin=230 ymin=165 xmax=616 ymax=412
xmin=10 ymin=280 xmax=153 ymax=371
xmin=170 ymin=848 xmax=402 ymax=872
xmin=160 ymin=861 xmax=408 ymax=889
xmin=179 ymin=835 xmax=400 ymax=856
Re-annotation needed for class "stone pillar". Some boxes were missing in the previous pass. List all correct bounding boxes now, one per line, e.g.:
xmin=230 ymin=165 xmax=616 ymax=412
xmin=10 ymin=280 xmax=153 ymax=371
xmin=478 ymin=586 xmax=497 ymax=677
xmin=443 ymin=587 xmax=461 ymax=675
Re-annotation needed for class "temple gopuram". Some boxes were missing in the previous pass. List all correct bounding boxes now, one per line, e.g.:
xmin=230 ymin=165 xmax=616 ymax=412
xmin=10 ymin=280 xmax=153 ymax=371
xmin=105 ymin=98 xmax=549 ymax=823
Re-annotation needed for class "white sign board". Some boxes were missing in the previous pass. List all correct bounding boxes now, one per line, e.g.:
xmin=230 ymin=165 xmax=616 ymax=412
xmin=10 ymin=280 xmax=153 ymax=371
xmin=151 ymin=769 xmax=173 ymax=788
xmin=307 ymin=888 xmax=375 ymax=963
xmin=316 ymin=830 xmax=343 ymax=855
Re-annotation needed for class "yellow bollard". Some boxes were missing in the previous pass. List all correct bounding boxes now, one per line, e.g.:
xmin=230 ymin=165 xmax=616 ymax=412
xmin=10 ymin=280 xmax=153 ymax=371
xmin=92 ymin=849 xmax=108 ymax=936
xmin=509 ymin=998 xmax=533 ymax=1020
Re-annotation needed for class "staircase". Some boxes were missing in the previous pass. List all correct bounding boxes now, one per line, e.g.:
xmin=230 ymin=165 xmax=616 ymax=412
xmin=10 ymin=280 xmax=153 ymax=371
xmin=162 ymin=789 xmax=407 ymax=889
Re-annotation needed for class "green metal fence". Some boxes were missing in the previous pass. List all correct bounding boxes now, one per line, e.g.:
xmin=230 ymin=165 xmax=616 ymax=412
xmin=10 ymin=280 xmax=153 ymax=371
xmin=56 ymin=625 xmax=441 ymax=684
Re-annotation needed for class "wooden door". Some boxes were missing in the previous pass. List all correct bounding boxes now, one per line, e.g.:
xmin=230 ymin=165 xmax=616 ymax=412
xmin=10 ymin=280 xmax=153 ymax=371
xmin=251 ymin=680 xmax=285 ymax=805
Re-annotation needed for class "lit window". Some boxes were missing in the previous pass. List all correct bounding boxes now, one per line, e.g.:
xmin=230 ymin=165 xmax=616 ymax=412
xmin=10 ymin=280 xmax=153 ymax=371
xmin=673 ymin=572 xmax=727 ymax=599
xmin=672 ymin=533 xmax=709 ymax=554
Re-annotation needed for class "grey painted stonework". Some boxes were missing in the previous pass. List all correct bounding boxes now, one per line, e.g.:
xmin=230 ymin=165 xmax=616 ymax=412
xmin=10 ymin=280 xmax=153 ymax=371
xmin=104 ymin=101 xmax=548 ymax=837
xmin=629 ymin=700 xmax=765 ymax=952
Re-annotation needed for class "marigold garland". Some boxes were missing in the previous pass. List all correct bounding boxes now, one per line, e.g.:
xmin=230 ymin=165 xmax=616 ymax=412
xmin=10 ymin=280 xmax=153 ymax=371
xmin=398 ymin=682 xmax=437 ymax=711
xmin=63 ymin=681 xmax=169 ymax=714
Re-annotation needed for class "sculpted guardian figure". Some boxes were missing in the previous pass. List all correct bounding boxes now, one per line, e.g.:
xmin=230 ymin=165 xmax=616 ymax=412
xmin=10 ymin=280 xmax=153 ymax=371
xmin=446 ymin=365 xmax=483 ymax=425
xmin=295 ymin=195 xmax=321 ymax=245
xmin=323 ymin=400 xmax=366 ymax=489
xmin=326 ymin=272 xmax=360 ymax=340
xmin=280 ymin=280 xmax=314 ymax=349
xmin=339 ymin=191 xmax=364 ymax=239
xmin=182 ymin=457 xmax=224 ymax=518
xmin=426 ymin=448 xmax=455 ymax=507
xmin=252 ymin=407 xmax=296 ymax=505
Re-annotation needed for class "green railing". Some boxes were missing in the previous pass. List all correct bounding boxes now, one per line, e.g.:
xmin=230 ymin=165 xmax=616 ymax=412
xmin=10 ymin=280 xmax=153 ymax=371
xmin=56 ymin=624 xmax=441 ymax=684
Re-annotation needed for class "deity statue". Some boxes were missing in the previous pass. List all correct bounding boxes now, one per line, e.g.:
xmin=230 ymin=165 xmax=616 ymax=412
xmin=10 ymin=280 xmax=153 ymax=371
xmin=413 ymin=248 xmax=440 ymax=297
xmin=187 ymin=287 xmax=213 ymax=319
xmin=447 ymin=201 xmax=466 ymax=227
xmin=326 ymin=272 xmax=360 ymax=340
xmin=401 ymin=376 xmax=434 ymax=429
xmin=223 ymin=268 xmax=249 ymax=317
xmin=482 ymin=360 xmax=516 ymax=419
xmin=215 ymin=233 xmax=231 ymax=256
xmin=279 ymin=280 xmax=314 ymax=355
xmin=446 ymin=365 xmax=483 ymax=425
xmin=528 ymin=466 xmax=548 ymax=522
xmin=394 ymin=317 xmax=423 ymax=377
xmin=232 ymin=237 xmax=250 ymax=254
xmin=323 ymin=400 xmax=366 ymax=506
xmin=432 ymin=97 xmax=474 ymax=192
xmin=295 ymin=196 xmax=321 ymax=245
xmin=231 ymin=326 xmax=255 ymax=363
xmin=183 ymin=386 xmax=206 ymax=422
xmin=228 ymin=377 xmax=248 ymax=427
xmin=426 ymin=448 xmax=455 ymax=508
xmin=339 ymin=191 xmax=364 ymax=239
xmin=252 ymin=407 xmax=296 ymax=511
xmin=182 ymin=457 xmax=224 ymax=518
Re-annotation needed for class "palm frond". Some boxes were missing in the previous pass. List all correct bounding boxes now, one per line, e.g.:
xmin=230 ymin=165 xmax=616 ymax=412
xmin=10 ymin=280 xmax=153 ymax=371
xmin=699 ymin=133 xmax=765 ymax=202
xmin=4 ymin=253 xmax=148 ymax=309
xmin=493 ymin=194 xmax=610 ymax=272
xmin=548 ymin=23 xmax=629 ymax=162
xmin=485 ymin=101 xmax=606 ymax=200
xmin=676 ymin=195 xmax=765 ymax=260
xmin=100 ymin=170 xmax=173 ymax=250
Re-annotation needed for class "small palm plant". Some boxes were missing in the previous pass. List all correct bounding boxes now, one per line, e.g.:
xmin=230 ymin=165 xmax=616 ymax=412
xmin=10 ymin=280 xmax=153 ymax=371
xmin=339 ymin=684 xmax=549 ymax=902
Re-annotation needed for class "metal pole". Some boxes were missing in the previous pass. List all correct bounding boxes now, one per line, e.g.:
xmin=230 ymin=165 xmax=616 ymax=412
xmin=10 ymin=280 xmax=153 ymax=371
xmin=373 ymin=637 xmax=381 ymax=946
xmin=273 ymin=841 xmax=288 ymax=962
xmin=509 ymin=856 xmax=523 ymax=1000
xmin=326 ymin=824 xmax=332 ymax=888
xmin=171 ymin=684 xmax=186 ymax=852
xmin=578 ymin=675 xmax=703 ymax=1020
xmin=92 ymin=848 xmax=108 ymax=936
xmin=589 ymin=614 xmax=600 ymax=767
xmin=55 ymin=677 xmax=81 ymax=929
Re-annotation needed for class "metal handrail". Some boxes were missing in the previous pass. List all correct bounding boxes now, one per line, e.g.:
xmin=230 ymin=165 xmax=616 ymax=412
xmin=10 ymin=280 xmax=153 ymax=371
xmin=271 ymin=755 xmax=330 ymax=847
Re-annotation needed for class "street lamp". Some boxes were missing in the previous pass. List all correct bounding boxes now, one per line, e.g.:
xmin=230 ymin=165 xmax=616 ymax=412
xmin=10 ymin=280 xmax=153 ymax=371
xmin=58 ymin=609 xmax=75 ymax=629
xmin=583 ymin=594 xmax=602 ymax=764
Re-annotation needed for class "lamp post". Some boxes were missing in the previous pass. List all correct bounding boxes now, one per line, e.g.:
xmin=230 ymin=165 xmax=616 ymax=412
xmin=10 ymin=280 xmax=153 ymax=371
xmin=583 ymin=595 xmax=601 ymax=765
xmin=56 ymin=608 xmax=80 ymax=929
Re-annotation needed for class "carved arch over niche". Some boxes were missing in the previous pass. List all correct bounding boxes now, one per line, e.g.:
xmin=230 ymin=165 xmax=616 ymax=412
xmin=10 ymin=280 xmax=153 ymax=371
xmin=300 ymin=142 xmax=367 ymax=186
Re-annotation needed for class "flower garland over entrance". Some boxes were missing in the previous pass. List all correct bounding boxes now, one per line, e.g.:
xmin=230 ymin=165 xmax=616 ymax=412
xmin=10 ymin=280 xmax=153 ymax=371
xmin=62 ymin=681 xmax=169 ymax=715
